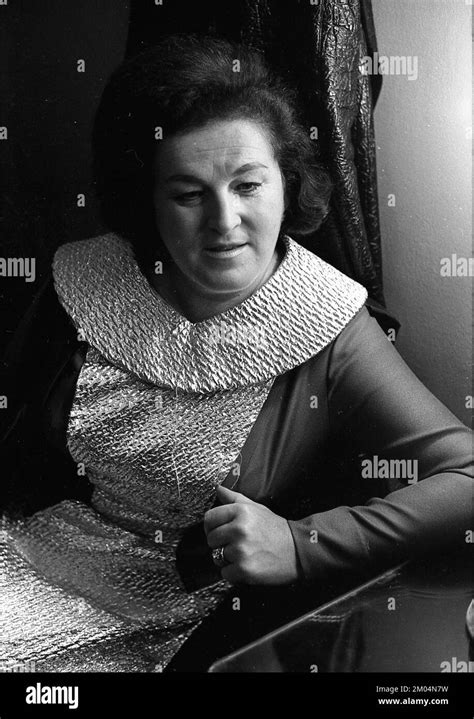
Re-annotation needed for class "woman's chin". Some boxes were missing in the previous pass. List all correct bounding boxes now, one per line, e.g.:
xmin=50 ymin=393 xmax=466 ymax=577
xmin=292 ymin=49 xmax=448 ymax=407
xmin=198 ymin=281 xmax=255 ymax=298
xmin=187 ymin=262 xmax=261 ymax=294
xmin=195 ymin=271 xmax=264 ymax=297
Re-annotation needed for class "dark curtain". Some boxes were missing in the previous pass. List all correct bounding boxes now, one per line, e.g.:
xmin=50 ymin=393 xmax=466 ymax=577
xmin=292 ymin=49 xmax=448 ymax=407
xmin=126 ymin=0 xmax=385 ymax=305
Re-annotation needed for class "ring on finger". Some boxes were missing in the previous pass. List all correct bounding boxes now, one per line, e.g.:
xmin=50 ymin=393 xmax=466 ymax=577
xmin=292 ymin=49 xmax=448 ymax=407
xmin=211 ymin=546 xmax=230 ymax=568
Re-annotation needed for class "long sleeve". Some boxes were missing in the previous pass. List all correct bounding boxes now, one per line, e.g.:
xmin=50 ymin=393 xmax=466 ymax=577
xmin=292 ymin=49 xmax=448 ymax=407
xmin=287 ymin=306 xmax=473 ymax=582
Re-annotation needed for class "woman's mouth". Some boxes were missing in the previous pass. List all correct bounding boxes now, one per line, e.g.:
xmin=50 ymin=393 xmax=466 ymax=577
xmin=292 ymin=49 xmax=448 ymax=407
xmin=204 ymin=243 xmax=248 ymax=259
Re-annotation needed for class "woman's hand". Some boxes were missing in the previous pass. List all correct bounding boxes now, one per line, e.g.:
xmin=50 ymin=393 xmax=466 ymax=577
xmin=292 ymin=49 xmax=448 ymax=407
xmin=204 ymin=485 xmax=300 ymax=585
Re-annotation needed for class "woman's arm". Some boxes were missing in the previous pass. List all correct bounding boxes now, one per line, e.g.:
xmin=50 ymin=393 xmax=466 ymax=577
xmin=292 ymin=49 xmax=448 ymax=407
xmin=287 ymin=306 xmax=473 ymax=582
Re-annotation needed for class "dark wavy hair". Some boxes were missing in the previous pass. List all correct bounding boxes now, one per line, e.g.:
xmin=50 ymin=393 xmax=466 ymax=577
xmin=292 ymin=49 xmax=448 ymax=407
xmin=92 ymin=34 xmax=332 ymax=253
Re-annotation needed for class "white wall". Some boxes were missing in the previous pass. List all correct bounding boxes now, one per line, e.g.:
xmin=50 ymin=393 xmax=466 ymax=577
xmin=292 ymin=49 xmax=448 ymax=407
xmin=372 ymin=0 xmax=472 ymax=426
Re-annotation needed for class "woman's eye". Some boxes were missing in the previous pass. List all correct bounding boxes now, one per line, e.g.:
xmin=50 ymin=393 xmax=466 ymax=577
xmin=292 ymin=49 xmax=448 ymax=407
xmin=172 ymin=183 xmax=261 ymax=204
xmin=236 ymin=182 xmax=262 ymax=194
xmin=174 ymin=191 xmax=203 ymax=204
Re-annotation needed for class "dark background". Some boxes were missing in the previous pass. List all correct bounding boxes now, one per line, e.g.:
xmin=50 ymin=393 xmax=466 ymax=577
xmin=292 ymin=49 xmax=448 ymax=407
xmin=1 ymin=0 xmax=130 ymax=353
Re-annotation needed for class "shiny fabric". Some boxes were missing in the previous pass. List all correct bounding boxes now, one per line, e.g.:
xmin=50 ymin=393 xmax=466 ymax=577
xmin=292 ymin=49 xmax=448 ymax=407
xmin=1 ymin=297 xmax=472 ymax=670
xmin=126 ymin=0 xmax=384 ymax=303
xmin=0 ymin=515 xmax=202 ymax=672
xmin=53 ymin=234 xmax=367 ymax=392
xmin=0 ymin=232 xmax=368 ymax=672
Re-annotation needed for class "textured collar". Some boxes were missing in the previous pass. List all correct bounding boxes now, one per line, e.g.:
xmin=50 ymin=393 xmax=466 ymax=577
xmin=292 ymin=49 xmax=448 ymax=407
xmin=53 ymin=233 xmax=367 ymax=393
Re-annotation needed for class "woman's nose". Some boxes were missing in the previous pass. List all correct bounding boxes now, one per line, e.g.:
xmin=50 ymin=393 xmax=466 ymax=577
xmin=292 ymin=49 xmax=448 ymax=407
xmin=207 ymin=193 xmax=241 ymax=235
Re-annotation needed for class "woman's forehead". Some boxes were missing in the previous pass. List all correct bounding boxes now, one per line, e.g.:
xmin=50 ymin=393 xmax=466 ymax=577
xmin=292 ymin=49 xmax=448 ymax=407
xmin=153 ymin=119 xmax=278 ymax=180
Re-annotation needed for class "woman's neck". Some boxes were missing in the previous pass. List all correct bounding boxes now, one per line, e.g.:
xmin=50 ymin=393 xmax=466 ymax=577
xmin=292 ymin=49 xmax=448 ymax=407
xmin=147 ymin=244 xmax=284 ymax=323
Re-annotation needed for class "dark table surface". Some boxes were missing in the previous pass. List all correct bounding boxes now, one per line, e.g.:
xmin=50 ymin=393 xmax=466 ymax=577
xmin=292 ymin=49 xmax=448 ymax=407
xmin=208 ymin=552 xmax=473 ymax=673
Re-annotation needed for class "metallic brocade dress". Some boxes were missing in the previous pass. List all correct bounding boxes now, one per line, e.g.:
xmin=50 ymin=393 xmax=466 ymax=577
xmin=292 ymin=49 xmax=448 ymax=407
xmin=0 ymin=234 xmax=367 ymax=672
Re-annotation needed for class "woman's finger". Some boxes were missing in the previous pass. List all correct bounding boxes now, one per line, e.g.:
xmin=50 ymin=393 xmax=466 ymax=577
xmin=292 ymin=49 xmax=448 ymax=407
xmin=220 ymin=563 xmax=245 ymax=585
xmin=206 ymin=523 xmax=236 ymax=549
xmin=203 ymin=504 xmax=237 ymax=535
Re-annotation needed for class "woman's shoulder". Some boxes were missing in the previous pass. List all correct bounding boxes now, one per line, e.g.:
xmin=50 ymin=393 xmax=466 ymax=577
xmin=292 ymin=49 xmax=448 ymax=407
xmin=331 ymin=299 xmax=400 ymax=343
xmin=293 ymin=300 xmax=398 ymax=379
xmin=53 ymin=231 xmax=129 ymax=268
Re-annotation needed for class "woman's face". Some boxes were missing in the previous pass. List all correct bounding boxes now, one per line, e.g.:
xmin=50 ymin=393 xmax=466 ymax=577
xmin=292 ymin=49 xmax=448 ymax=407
xmin=152 ymin=119 xmax=286 ymax=298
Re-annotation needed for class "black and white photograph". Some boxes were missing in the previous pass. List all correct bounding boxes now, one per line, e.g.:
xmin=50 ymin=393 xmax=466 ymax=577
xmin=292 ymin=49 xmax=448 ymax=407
xmin=0 ymin=0 xmax=472 ymax=714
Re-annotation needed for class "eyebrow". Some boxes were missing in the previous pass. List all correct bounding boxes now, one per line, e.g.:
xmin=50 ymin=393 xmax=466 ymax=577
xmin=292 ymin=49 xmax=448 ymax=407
xmin=163 ymin=162 xmax=269 ymax=184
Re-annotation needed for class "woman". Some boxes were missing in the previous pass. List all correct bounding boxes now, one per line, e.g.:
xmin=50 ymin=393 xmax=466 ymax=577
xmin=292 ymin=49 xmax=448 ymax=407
xmin=1 ymin=35 xmax=472 ymax=673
